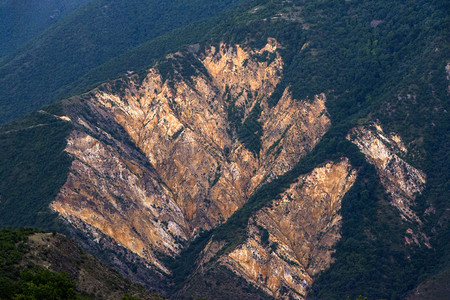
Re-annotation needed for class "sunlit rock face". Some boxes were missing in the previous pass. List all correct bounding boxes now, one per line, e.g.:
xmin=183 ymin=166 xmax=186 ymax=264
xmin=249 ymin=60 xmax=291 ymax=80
xmin=347 ymin=123 xmax=426 ymax=223
xmin=51 ymin=120 xmax=187 ymax=274
xmin=51 ymin=39 xmax=331 ymax=273
xmin=222 ymin=159 xmax=357 ymax=299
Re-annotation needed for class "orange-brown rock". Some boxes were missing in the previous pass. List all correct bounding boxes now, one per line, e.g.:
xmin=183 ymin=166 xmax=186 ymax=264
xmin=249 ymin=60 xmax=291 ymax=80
xmin=51 ymin=130 xmax=187 ymax=274
xmin=222 ymin=159 xmax=357 ymax=299
xmin=51 ymin=39 xmax=331 ymax=273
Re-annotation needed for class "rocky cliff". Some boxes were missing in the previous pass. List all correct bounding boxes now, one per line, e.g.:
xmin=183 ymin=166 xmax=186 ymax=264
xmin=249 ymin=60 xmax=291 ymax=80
xmin=45 ymin=38 xmax=433 ymax=298
xmin=221 ymin=159 xmax=357 ymax=299
xmin=347 ymin=123 xmax=430 ymax=247
xmin=51 ymin=39 xmax=331 ymax=275
xmin=347 ymin=123 xmax=426 ymax=223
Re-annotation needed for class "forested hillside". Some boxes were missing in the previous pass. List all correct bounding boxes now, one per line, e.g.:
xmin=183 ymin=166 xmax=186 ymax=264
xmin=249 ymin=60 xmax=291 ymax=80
xmin=0 ymin=228 xmax=163 ymax=299
xmin=0 ymin=0 xmax=245 ymax=123
xmin=0 ymin=0 xmax=92 ymax=57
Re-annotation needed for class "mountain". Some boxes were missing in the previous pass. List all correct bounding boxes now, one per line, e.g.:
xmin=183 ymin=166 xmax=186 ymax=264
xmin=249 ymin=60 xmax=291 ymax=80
xmin=0 ymin=0 xmax=93 ymax=58
xmin=0 ymin=0 xmax=448 ymax=299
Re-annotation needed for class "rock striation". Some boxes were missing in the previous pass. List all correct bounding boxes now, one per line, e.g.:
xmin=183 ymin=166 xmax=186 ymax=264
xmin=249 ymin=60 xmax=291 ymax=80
xmin=221 ymin=159 xmax=357 ymax=299
xmin=347 ymin=123 xmax=426 ymax=223
xmin=51 ymin=39 xmax=331 ymax=273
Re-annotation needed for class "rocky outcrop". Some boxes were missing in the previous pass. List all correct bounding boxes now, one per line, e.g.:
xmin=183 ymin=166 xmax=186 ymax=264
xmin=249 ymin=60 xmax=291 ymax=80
xmin=347 ymin=123 xmax=426 ymax=223
xmin=51 ymin=39 xmax=331 ymax=273
xmin=222 ymin=159 xmax=357 ymax=299
xmin=51 ymin=130 xmax=187 ymax=273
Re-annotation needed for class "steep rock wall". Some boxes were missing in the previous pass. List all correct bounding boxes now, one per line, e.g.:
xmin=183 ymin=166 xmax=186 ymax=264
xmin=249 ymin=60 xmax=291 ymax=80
xmin=222 ymin=159 xmax=357 ymax=299
xmin=51 ymin=39 xmax=331 ymax=273
xmin=347 ymin=123 xmax=426 ymax=223
xmin=51 ymin=112 xmax=187 ymax=273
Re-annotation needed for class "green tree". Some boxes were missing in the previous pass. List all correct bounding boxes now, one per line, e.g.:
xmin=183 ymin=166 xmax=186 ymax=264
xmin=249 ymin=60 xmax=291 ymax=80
xmin=14 ymin=269 xmax=77 ymax=300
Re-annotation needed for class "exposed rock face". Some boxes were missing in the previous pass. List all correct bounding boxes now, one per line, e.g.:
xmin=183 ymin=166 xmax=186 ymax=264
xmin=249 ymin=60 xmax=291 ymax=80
xmin=222 ymin=159 xmax=357 ymax=299
xmin=347 ymin=123 xmax=426 ymax=223
xmin=51 ymin=39 xmax=331 ymax=273
xmin=51 ymin=130 xmax=187 ymax=273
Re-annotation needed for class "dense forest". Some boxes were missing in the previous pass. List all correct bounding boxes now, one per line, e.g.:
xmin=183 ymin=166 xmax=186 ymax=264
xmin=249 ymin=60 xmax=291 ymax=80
xmin=0 ymin=0 xmax=448 ymax=299
xmin=0 ymin=0 xmax=92 ymax=57
xmin=0 ymin=0 xmax=245 ymax=123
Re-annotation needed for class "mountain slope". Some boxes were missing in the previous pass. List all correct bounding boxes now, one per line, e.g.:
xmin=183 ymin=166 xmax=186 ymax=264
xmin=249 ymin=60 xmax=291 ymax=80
xmin=0 ymin=106 xmax=73 ymax=230
xmin=0 ymin=0 xmax=448 ymax=299
xmin=0 ymin=228 xmax=163 ymax=299
xmin=0 ymin=0 xmax=92 ymax=58
xmin=50 ymin=39 xmax=332 ymax=276
xmin=0 ymin=0 xmax=245 ymax=124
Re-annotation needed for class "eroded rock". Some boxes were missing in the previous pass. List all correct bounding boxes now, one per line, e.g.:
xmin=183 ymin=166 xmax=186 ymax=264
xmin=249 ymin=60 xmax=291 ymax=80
xmin=222 ymin=159 xmax=357 ymax=299
xmin=51 ymin=39 xmax=331 ymax=273
xmin=347 ymin=122 xmax=426 ymax=223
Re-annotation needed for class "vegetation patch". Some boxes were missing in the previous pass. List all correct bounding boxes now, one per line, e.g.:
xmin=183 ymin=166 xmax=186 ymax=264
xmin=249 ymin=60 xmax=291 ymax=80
xmin=0 ymin=104 xmax=73 ymax=231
